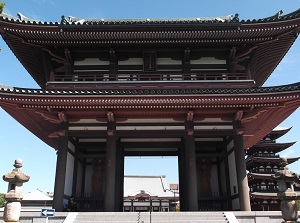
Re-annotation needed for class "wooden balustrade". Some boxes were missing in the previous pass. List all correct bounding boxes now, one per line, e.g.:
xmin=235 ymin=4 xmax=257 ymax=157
xmin=51 ymin=72 xmax=249 ymax=82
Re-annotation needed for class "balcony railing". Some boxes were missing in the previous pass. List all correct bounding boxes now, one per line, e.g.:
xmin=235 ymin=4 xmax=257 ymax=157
xmin=51 ymin=72 xmax=250 ymax=82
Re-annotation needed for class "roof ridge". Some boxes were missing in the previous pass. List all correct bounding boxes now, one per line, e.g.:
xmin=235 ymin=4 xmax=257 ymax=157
xmin=1 ymin=8 xmax=300 ymax=26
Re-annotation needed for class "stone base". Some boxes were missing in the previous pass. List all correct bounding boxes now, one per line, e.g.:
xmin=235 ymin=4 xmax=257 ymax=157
xmin=3 ymin=201 xmax=21 ymax=222
xmin=2 ymin=222 xmax=20 ymax=223
xmin=281 ymin=221 xmax=300 ymax=223
xmin=281 ymin=200 xmax=298 ymax=222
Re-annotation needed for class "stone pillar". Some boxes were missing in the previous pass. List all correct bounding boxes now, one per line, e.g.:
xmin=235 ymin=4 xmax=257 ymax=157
xmin=3 ymin=159 xmax=30 ymax=223
xmin=179 ymin=121 xmax=198 ymax=211
xmin=53 ymin=128 xmax=69 ymax=211
xmin=272 ymin=157 xmax=299 ymax=222
xmin=104 ymin=122 xmax=118 ymax=211
xmin=233 ymin=122 xmax=251 ymax=211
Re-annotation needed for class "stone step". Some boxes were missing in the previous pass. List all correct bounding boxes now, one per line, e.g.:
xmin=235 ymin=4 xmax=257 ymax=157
xmin=73 ymin=220 xmax=228 ymax=222
xmin=72 ymin=212 xmax=229 ymax=223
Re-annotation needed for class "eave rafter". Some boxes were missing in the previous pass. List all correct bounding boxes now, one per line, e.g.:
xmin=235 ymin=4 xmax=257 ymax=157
xmin=1 ymin=93 xmax=298 ymax=109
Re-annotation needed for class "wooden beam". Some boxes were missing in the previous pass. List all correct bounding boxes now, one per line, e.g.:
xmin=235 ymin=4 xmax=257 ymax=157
xmin=68 ymin=129 xmax=236 ymax=138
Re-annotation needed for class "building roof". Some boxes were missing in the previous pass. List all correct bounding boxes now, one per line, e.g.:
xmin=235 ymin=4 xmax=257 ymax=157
xmin=0 ymin=9 xmax=300 ymax=87
xmin=248 ymin=172 xmax=274 ymax=181
xmin=1 ymin=81 xmax=300 ymax=95
xmin=246 ymin=156 xmax=300 ymax=169
xmin=1 ymin=81 xmax=300 ymax=149
xmin=1 ymin=9 xmax=299 ymax=26
xmin=247 ymin=142 xmax=296 ymax=154
xmin=22 ymin=189 xmax=53 ymax=201
xmin=250 ymin=191 xmax=300 ymax=200
xmin=265 ymin=126 xmax=293 ymax=140
xmin=123 ymin=175 xmax=176 ymax=198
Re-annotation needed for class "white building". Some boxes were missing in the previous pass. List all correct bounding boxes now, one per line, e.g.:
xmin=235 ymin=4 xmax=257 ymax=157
xmin=123 ymin=176 xmax=179 ymax=212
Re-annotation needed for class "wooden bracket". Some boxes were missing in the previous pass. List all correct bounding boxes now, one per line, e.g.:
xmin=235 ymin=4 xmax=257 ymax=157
xmin=107 ymin=111 xmax=114 ymax=122
xmin=48 ymin=130 xmax=66 ymax=138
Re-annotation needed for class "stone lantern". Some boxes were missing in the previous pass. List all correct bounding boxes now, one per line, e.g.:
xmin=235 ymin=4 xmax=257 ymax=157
xmin=272 ymin=157 xmax=300 ymax=222
xmin=2 ymin=158 xmax=30 ymax=222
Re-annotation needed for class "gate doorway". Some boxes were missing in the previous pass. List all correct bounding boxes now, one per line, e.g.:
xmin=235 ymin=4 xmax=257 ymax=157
xmin=123 ymin=156 xmax=179 ymax=212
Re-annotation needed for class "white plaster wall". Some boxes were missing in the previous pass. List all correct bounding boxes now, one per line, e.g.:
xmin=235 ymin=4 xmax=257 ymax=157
xmin=227 ymin=139 xmax=239 ymax=210
xmin=219 ymin=160 xmax=227 ymax=195
xmin=68 ymin=141 xmax=75 ymax=153
xmin=64 ymin=152 xmax=74 ymax=196
xmin=190 ymin=57 xmax=226 ymax=64
xmin=74 ymin=58 xmax=109 ymax=66
xmin=227 ymin=140 xmax=234 ymax=152
xmin=156 ymin=58 xmax=181 ymax=65
xmin=228 ymin=152 xmax=238 ymax=195
xmin=118 ymin=58 xmax=143 ymax=65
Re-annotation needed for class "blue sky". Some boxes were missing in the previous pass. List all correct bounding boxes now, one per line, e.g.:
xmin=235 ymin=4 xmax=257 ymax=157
xmin=0 ymin=0 xmax=300 ymax=194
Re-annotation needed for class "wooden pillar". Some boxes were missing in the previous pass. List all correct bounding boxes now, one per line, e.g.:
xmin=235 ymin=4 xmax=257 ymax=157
xmin=216 ymin=158 xmax=223 ymax=196
xmin=104 ymin=120 xmax=118 ymax=211
xmin=178 ymin=146 xmax=186 ymax=210
xmin=53 ymin=128 xmax=69 ymax=211
xmin=114 ymin=139 xmax=124 ymax=212
xmin=224 ymin=152 xmax=232 ymax=210
xmin=234 ymin=121 xmax=251 ymax=211
xmin=179 ymin=121 xmax=198 ymax=211
xmin=81 ymin=158 xmax=86 ymax=194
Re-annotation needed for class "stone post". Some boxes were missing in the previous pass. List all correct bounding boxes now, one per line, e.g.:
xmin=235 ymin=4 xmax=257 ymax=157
xmin=2 ymin=158 xmax=30 ymax=223
xmin=272 ymin=157 xmax=300 ymax=222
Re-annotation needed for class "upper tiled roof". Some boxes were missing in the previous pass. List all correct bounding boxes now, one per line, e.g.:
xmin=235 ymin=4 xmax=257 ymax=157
xmin=1 ymin=9 xmax=300 ymax=88
xmin=66 ymin=15 xmax=235 ymax=25
xmin=0 ymin=9 xmax=300 ymax=26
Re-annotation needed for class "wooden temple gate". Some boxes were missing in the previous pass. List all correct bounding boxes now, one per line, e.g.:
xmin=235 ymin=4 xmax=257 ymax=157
xmin=0 ymin=9 xmax=300 ymax=212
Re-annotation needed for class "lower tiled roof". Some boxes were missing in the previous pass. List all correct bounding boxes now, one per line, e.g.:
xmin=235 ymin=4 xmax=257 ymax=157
xmin=1 ymin=82 xmax=300 ymax=96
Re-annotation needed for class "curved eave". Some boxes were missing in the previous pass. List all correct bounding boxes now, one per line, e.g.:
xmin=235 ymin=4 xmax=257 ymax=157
xmin=1 ymin=83 xmax=300 ymax=149
xmin=250 ymin=192 xmax=279 ymax=200
xmin=248 ymin=142 xmax=296 ymax=153
xmin=251 ymin=191 xmax=300 ymax=200
xmin=0 ymin=103 xmax=59 ymax=149
xmin=248 ymin=172 xmax=273 ymax=180
xmin=246 ymin=156 xmax=300 ymax=166
xmin=267 ymin=126 xmax=293 ymax=140
xmin=1 ymin=15 xmax=299 ymax=43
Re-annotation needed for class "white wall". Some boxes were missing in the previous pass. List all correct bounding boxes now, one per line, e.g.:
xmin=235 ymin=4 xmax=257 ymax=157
xmin=219 ymin=159 xmax=227 ymax=195
xmin=64 ymin=141 xmax=75 ymax=196
xmin=227 ymin=140 xmax=239 ymax=210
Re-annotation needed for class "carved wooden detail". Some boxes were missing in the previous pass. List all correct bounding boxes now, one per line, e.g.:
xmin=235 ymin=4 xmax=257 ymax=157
xmin=48 ymin=130 xmax=66 ymax=138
